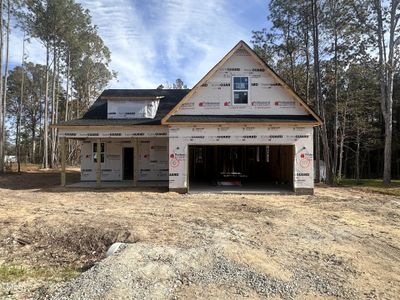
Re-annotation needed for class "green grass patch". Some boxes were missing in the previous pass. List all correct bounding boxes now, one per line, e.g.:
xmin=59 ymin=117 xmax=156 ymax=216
xmin=338 ymin=179 xmax=400 ymax=196
xmin=0 ymin=264 xmax=80 ymax=282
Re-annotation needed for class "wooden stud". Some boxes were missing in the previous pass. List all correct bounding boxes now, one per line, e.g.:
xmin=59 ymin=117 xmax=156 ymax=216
xmin=60 ymin=137 xmax=66 ymax=186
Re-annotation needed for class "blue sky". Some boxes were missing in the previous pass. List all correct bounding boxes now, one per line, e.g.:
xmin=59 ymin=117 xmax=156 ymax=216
xmin=10 ymin=0 xmax=268 ymax=89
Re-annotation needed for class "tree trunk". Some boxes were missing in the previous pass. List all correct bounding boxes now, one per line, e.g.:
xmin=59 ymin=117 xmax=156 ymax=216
xmin=2 ymin=0 xmax=10 ymax=171
xmin=0 ymin=0 xmax=4 ymax=173
xmin=65 ymin=51 xmax=70 ymax=121
xmin=44 ymin=44 xmax=50 ymax=169
xmin=301 ymin=0 xmax=311 ymax=104
xmin=332 ymin=28 xmax=339 ymax=181
xmin=54 ymin=56 xmax=60 ymax=166
xmin=338 ymin=105 xmax=347 ymax=181
xmin=374 ymin=0 xmax=398 ymax=185
xmin=312 ymin=0 xmax=320 ymax=182
xmin=312 ymin=0 xmax=331 ymax=184
xmin=305 ymin=31 xmax=310 ymax=104
xmin=17 ymin=34 xmax=26 ymax=174
xmin=31 ymin=121 xmax=36 ymax=164
xmin=355 ymin=127 xmax=360 ymax=183
xmin=50 ymin=46 xmax=57 ymax=168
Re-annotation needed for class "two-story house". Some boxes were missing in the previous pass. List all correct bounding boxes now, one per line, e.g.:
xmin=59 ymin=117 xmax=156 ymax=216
xmin=54 ymin=41 xmax=322 ymax=194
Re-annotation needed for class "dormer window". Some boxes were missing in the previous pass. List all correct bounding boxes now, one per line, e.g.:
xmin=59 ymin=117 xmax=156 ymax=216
xmin=232 ymin=76 xmax=249 ymax=105
xmin=107 ymin=96 xmax=163 ymax=119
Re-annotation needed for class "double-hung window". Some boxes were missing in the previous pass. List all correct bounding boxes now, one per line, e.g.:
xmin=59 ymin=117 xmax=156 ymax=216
xmin=232 ymin=76 xmax=249 ymax=105
xmin=93 ymin=142 xmax=105 ymax=163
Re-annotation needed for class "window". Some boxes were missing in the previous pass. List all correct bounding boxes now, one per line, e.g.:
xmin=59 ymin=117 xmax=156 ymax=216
xmin=232 ymin=76 xmax=249 ymax=104
xmin=93 ymin=142 xmax=105 ymax=163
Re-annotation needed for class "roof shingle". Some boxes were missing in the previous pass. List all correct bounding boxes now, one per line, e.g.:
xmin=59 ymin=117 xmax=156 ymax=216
xmin=56 ymin=89 xmax=190 ymax=126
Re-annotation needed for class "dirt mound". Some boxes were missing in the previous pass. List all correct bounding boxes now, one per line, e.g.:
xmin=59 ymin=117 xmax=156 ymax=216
xmin=7 ymin=220 xmax=135 ymax=267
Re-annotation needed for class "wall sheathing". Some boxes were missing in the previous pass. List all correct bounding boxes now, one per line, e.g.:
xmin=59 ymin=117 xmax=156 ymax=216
xmin=80 ymin=138 xmax=169 ymax=182
xmin=174 ymin=48 xmax=308 ymax=116
xmin=168 ymin=125 xmax=314 ymax=191
xmin=58 ymin=127 xmax=169 ymax=183
xmin=168 ymin=46 xmax=315 ymax=193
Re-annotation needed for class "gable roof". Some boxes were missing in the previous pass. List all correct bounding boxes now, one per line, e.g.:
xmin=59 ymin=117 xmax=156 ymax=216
xmin=162 ymin=40 xmax=322 ymax=125
xmin=54 ymin=89 xmax=190 ymax=127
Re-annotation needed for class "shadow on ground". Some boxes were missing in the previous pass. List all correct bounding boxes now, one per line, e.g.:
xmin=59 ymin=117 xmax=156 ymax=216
xmin=0 ymin=170 xmax=168 ymax=193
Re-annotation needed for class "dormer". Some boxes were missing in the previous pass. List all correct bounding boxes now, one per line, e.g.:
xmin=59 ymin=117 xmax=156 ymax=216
xmin=106 ymin=96 xmax=164 ymax=119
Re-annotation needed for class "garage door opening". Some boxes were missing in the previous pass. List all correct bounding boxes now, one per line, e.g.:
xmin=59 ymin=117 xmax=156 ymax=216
xmin=188 ymin=145 xmax=294 ymax=193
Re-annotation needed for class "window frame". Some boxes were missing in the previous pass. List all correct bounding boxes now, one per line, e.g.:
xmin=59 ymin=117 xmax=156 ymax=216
xmin=92 ymin=142 xmax=105 ymax=164
xmin=232 ymin=76 xmax=250 ymax=105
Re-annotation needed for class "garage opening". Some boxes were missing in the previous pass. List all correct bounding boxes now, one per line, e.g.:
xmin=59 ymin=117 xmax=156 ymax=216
xmin=188 ymin=145 xmax=294 ymax=193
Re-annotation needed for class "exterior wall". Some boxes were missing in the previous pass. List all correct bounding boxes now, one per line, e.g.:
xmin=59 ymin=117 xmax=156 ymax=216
xmin=107 ymin=99 xmax=160 ymax=119
xmin=80 ymin=137 xmax=169 ymax=182
xmin=174 ymin=48 xmax=308 ymax=116
xmin=168 ymin=125 xmax=314 ymax=191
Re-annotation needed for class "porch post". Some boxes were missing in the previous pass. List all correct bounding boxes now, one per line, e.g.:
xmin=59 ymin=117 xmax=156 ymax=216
xmin=134 ymin=138 xmax=139 ymax=187
xmin=60 ymin=137 xmax=66 ymax=186
xmin=96 ymin=138 xmax=101 ymax=187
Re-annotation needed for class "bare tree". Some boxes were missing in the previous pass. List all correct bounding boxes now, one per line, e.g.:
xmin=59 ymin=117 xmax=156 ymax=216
xmin=2 ymin=0 xmax=11 ymax=170
xmin=0 ymin=0 xmax=4 ymax=173
xmin=373 ymin=0 xmax=400 ymax=185
xmin=17 ymin=32 xmax=26 ymax=173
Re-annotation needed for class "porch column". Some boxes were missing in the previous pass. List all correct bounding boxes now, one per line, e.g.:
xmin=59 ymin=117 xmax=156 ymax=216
xmin=60 ymin=137 xmax=66 ymax=186
xmin=96 ymin=138 xmax=101 ymax=187
xmin=134 ymin=138 xmax=139 ymax=187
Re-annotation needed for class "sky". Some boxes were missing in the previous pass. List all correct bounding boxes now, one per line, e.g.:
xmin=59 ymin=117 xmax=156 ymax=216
xmin=9 ymin=0 xmax=269 ymax=89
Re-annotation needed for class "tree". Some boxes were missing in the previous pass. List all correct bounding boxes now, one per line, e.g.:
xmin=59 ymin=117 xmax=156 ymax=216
xmin=173 ymin=78 xmax=185 ymax=89
xmin=1 ymin=0 xmax=11 ymax=172
xmin=17 ymin=0 xmax=114 ymax=169
xmin=157 ymin=79 xmax=187 ymax=89
xmin=0 ymin=0 xmax=4 ymax=172
xmin=7 ymin=63 xmax=56 ymax=165
xmin=372 ymin=0 xmax=400 ymax=184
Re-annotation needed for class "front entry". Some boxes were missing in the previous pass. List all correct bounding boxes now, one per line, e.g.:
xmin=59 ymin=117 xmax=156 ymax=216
xmin=123 ymin=147 xmax=134 ymax=180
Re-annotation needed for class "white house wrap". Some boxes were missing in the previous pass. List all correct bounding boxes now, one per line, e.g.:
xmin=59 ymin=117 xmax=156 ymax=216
xmin=53 ymin=41 xmax=322 ymax=194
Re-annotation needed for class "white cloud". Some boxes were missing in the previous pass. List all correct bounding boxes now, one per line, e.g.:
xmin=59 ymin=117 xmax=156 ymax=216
xmin=9 ymin=0 xmax=256 ymax=89
xmin=79 ymin=0 xmax=252 ymax=88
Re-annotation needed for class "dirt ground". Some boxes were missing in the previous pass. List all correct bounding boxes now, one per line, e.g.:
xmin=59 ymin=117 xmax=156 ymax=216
xmin=0 ymin=169 xmax=399 ymax=299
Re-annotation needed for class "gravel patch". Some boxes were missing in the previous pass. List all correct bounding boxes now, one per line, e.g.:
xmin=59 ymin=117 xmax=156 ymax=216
xmin=42 ymin=243 xmax=356 ymax=300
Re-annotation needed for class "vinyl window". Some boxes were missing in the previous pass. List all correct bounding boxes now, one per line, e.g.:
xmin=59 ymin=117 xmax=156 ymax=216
xmin=232 ymin=76 xmax=249 ymax=105
xmin=93 ymin=142 xmax=105 ymax=163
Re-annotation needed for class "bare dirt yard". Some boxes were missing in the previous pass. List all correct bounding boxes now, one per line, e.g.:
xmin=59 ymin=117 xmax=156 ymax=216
xmin=0 ymin=168 xmax=399 ymax=299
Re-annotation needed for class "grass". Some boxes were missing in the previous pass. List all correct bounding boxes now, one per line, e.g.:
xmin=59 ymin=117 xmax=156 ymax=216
xmin=0 ymin=264 xmax=80 ymax=282
xmin=338 ymin=179 xmax=400 ymax=196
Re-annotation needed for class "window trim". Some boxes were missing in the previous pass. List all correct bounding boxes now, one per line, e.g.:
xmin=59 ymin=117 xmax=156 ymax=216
xmin=92 ymin=142 xmax=106 ymax=164
xmin=232 ymin=76 xmax=250 ymax=105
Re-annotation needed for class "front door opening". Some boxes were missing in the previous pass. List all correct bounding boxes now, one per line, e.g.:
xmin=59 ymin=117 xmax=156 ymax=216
xmin=188 ymin=145 xmax=294 ymax=193
xmin=123 ymin=147 xmax=134 ymax=180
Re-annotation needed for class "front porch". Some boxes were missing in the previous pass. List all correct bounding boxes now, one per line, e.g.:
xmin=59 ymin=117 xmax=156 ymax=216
xmin=58 ymin=127 xmax=169 ymax=188
xmin=65 ymin=180 xmax=168 ymax=190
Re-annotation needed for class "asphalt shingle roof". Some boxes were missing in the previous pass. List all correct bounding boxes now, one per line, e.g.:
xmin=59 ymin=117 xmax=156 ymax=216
xmin=56 ymin=89 xmax=190 ymax=126
xmin=55 ymin=89 xmax=319 ymax=126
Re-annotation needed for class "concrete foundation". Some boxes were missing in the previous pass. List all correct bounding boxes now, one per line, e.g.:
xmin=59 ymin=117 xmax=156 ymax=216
xmin=294 ymin=188 xmax=314 ymax=195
